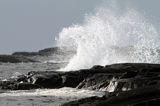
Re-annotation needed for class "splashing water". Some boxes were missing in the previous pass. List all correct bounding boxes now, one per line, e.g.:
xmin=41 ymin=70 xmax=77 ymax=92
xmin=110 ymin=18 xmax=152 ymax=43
xmin=56 ymin=4 xmax=160 ymax=71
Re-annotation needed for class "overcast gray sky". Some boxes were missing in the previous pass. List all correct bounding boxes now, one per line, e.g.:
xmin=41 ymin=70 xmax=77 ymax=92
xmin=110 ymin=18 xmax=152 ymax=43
xmin=0 ymin=0 xmax=160 ymax=54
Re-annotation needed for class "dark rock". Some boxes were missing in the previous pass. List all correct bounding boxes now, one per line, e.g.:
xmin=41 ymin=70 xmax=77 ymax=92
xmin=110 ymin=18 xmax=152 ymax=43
xmin=76 ymin=73 xmax=111 ymax=90
xmin=61 ymin=96 xmax=107 ymax=106
xmin=16 ymin=74 xmax=28 ymax=82
xmin=1 ymin=63 xmax=160 ymax=105
xmin=2 ymin=63 xmax=160 ymax=91
xmin=62 ymin=85 xmax=160 ymax=106
xmin=31 ymin=73 xmax=62 ymax=88
xmin=0 ymin=77 xmax=41 ymax=90
xmin=90 ymin=65 xmax=104 ymax=70
xmin=38 ymin=47 xmax=59 ymax=56
xmin=62 ymin=73 xmax=84 ymax=87
xmin=0 ymin=55 xmax=36 ymax=63
xmin=11 ymin=47 xmax=61 ymax=62
xmin=11 ymin=47 xmax=76 ymax=62
xmin=0 ymin=80 xmax=16 ymax=89
xmin=120 ymin=71 xmax=137 ymax=78
xmin=76 ymin=63 xmax=160 ymax=92
xmin=61 ymin=63 xmax=160 ymax=106
xmin=12 ymin=52 xmax=38 ymax=56
xmin=13 ymin=82 xmax=41 ymax=90
xmin=97 ymin=85 xmax=160 ymax=106
xmin=12 ymin=47 xmax=59 ymax=56
xmin=23 ymin=63 xmax=160 ymax=92
xmin=27 ymin=71 xmax=84 ymax=88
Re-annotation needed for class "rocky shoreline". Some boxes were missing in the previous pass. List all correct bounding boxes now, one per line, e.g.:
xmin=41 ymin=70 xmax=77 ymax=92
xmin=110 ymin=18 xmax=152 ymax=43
xmin=0 ymin=63 xmax=160 ymax=105
xmin=0 ymin=47 xmax=62 ymax=63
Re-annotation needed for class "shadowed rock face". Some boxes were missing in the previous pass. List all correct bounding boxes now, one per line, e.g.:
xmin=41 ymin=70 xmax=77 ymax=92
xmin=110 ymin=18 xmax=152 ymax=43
xmin=1 ymin=63 xmax=160 ymax=105
xmin=77 ymin=63 xmax=160 ymax=92
xmin=62 ymin=85 xmax=160 ymax=106
xmin=62 ymin=63 xmax=160 ymax=106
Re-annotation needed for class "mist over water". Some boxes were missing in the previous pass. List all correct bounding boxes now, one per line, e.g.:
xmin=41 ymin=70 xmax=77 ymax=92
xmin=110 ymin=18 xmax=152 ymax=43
xmin=56 ymin=2 xmax=160 ymax=71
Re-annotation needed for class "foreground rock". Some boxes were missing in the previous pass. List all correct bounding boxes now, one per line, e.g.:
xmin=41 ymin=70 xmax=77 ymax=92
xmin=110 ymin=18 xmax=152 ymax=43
xmin=1 ymin=63 xmax=160 ymax=105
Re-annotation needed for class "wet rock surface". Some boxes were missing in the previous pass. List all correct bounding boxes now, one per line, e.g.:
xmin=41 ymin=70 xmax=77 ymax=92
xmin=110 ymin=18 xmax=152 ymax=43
xmin=62 ymin=85 xmax=160 ymax=106
xmin=12 ymin=47 xmax=59 ymax=56
xmin=63 ymin=63 xmax=160 ymax=106
xmin=1 ymin=63 xmax=160 ymax=105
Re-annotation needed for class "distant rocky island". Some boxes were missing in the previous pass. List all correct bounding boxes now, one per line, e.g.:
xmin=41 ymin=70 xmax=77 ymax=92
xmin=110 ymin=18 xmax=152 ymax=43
xmin=0 ymin=47 xmax=61 ymax=63
xmin=0 ymin=48 xmax=160 ymax=106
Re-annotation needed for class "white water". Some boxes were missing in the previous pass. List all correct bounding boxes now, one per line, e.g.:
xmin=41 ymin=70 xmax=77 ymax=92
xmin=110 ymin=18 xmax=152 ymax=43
xmin=0 ymin=87 xmax=104 ymax=106
xmin=56 ymin=3 xmax=160 ymax=71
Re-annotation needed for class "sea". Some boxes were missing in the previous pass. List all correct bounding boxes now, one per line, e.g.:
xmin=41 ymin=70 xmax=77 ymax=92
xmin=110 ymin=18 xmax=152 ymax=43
xmin=0 ymin=62 xmax=105 ymax=106
xmin=1 ymin=1 xmax=160 ymax=106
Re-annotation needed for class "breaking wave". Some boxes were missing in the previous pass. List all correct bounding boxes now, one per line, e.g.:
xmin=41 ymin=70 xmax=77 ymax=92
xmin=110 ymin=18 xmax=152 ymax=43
xmin=56 ymin=2 xmax=160 ymax=71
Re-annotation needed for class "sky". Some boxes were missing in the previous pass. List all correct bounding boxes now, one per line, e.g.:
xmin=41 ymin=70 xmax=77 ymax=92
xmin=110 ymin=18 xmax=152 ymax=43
xmin=0 ymin=0 xmax=160 ymax=54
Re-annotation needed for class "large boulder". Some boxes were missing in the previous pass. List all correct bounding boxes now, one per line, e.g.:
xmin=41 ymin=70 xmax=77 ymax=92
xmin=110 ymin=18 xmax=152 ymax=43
xmin=28 ymin=72 xmax=63 ymax=88
xmin=27 ymin=71 xmax=84 ymax=88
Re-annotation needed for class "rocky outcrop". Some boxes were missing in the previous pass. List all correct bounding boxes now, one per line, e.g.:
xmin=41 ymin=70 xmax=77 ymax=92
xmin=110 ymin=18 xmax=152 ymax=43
xmin=38 ymin=47 xmax=59 ymax=56
xmin=12 ymin=47 xmax=59 ymax=56
xmin=63 ymin=63 xmax=160 ymax=106
xmin=62 ymin=85 xmax=160 ymax=106
xmin=1 ymin=63 xmax=160 ymax=90
xmin=75 ymin=63 xmax=160 ymax=92
xmin=1 ymin=63 xmax=160 ymax=105
xmin=11 ymin=47 xmax=67 ymax=62
xmin=0 ymin=70 xmax=84 ymax=90
xmin=12 ymin=52 xmax=38 ymax=56
xmin=0 ymin=55 xmax=37 ymax=63
xmin=0 ymin=47 xmax=75 ymax=63
xmin=0 ymin=47 xmax=60 ymax=63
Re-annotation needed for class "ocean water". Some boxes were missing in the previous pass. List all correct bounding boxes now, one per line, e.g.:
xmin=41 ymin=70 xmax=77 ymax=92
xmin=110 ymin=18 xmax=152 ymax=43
xmin=0 ymin=62 xmax=60 ymax=79
xmin=0 ymin=87 xmax=104 ymax=106
xmin=1 ymin=1 xmax=160 ymax=106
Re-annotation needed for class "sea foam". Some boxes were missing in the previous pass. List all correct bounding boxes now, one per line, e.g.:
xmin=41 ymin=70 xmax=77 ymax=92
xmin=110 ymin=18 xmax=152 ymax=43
xmin=56 ymin=2 xmax=160 ymax=71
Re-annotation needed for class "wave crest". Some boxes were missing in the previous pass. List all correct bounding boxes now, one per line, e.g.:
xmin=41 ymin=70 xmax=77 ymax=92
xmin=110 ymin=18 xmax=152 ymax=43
xmin=56 ymin=4 xmax=160 ymax=71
